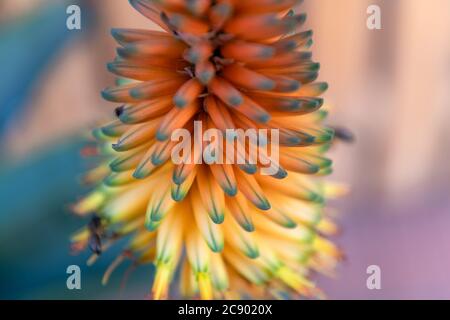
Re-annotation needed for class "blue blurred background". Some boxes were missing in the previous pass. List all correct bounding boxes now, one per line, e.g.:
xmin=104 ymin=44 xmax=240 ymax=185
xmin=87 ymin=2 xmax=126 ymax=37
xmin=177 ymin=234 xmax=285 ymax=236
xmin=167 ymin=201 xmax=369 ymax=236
xmin=0 ymin=0 xmax=449 ymax=299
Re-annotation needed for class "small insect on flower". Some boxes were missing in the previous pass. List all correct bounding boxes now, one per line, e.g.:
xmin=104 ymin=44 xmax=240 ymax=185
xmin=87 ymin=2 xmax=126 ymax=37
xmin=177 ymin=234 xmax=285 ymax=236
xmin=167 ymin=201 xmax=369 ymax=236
xmin=72 ymin=0 xmax=346 ymax=300
xmin=87 ymin=215 xmax=103 ymax=255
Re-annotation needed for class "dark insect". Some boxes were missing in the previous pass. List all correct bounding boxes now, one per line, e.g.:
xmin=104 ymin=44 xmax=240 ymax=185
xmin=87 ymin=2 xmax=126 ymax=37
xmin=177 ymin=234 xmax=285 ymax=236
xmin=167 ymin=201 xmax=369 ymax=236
xmin=333 ymin=126 xmax=355 ymax=143
xmin=115 ymin=105 xmax=125 ymax=118
xmin=88 ymin=215 xmax=103 ymax=255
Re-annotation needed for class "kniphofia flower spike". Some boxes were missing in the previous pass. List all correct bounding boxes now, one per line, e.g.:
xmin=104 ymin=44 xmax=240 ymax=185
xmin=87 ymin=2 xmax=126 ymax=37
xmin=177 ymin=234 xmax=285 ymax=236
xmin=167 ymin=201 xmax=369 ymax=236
xmin=72 ymin=0 xmax=345 ymax=300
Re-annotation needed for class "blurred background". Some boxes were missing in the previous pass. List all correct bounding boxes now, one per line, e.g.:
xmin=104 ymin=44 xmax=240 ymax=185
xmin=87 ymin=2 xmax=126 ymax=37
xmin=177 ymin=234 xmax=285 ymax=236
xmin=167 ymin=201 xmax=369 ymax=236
xmin=0 ymin=0 xmax=449 ymax=299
